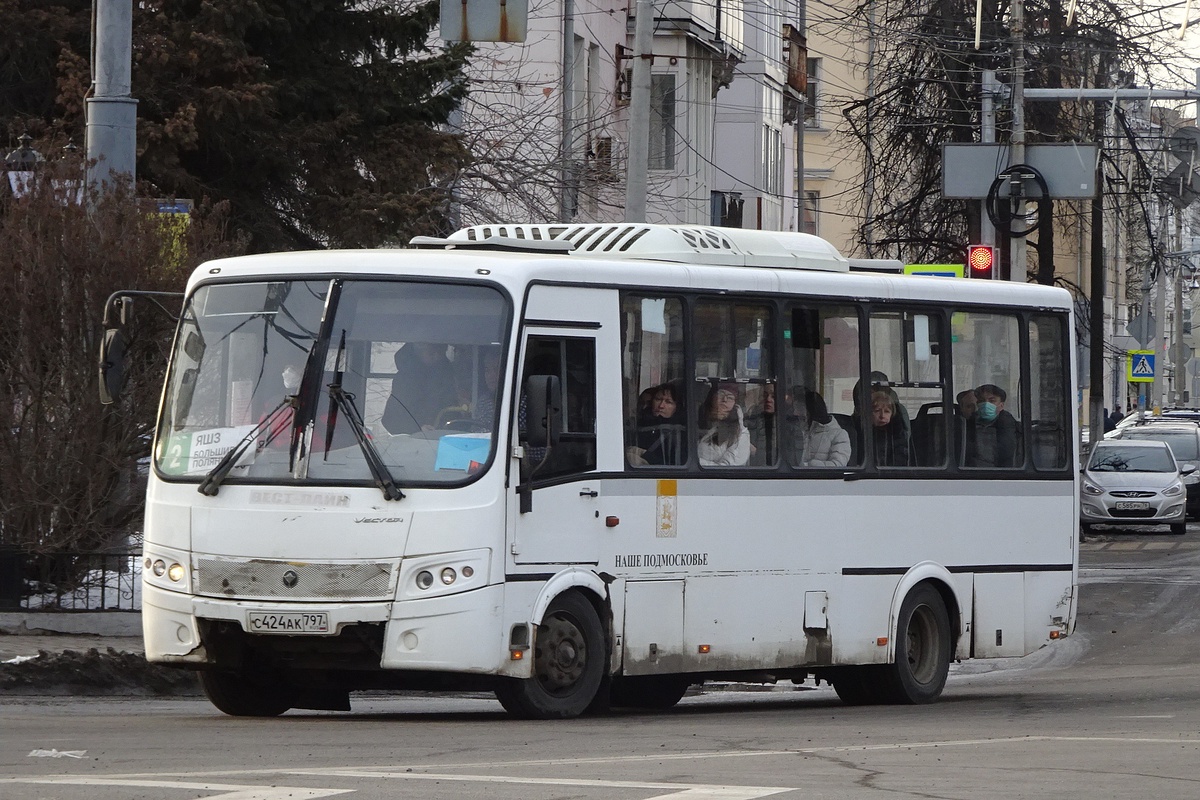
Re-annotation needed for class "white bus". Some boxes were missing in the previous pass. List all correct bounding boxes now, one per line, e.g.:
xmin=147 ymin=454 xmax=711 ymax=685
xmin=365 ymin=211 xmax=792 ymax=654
xmin=102 ymin=224 xmax=1079 ymax=718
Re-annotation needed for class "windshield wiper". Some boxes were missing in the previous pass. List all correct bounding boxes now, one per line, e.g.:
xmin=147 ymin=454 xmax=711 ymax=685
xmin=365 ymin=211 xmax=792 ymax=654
xmin=289 ymin=281 xmax=342 ymax=475
xmin=326 ymin=330 xmax=404 ymax=500
xmin=197 ymin=398 xmax=291 ymax=496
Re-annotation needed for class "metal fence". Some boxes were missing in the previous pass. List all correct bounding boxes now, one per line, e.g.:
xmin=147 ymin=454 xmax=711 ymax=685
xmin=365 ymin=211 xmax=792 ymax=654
xmin=0 ymin=550 xmax=141 ymax=612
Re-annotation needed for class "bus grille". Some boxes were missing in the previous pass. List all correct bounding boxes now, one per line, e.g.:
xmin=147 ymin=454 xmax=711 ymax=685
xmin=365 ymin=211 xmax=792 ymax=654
xmin=195 ymin=558 xmax=393 ymax=600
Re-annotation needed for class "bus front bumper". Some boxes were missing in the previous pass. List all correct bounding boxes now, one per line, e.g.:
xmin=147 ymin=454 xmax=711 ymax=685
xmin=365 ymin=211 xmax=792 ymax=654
xmin=142 ymin=582 xmax=521 ymax=677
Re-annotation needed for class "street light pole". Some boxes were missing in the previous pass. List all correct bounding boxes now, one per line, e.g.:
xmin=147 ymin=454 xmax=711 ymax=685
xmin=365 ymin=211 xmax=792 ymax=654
xmin=86 ymin=0 xmax=137 ymax=192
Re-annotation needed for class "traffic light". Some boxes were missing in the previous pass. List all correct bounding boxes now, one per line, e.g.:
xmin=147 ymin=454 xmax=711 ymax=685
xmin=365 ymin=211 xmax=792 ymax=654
xmin=967 ymin=245 xmax=994 ymax=279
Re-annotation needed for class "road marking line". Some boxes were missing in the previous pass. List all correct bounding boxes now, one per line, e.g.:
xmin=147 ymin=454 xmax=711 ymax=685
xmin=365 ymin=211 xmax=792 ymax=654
xmin=1115 ymin=714 xmax=1175 ymax=719
xmin=0 ymin=777 xmax=352 ymax=799
xmin=11 ymin=735 xmax=1200 ymax=787
xmin=292 ymin=770 xmax=792 ymax=799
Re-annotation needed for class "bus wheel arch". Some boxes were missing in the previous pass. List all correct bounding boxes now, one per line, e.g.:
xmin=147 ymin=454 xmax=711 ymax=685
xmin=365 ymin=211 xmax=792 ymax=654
xmin=888 ymin=563 xmax=963 ymax=661
xmin=529 ymin=567 xmax=610 ymax=626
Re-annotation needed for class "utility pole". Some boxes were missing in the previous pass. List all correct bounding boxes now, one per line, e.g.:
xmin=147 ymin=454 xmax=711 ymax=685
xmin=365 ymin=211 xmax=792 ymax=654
xmin=795 ymin=0 xmax=806 ymax=232
xmin=624 ymin=0 xmax=653 ymax=222
xmin=559 ymin=0 xmax=575 ymax=223
xmin=1176 ymin=213 xmax=1187 ymax=405
xmin=1009 ymin=0 xmax=1025 ymax=282
xmin=86 ymin=0 xmax=137 ymax=191
xmin=980 ymin=70 xmax=998 ymax=249
xmin=1088 ymin=95 xmax=1105 ymax=449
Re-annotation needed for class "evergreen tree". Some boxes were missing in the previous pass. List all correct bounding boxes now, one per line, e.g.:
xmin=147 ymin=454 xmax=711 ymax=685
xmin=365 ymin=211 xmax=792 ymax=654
xmin=1 ymin=0 xmax=472 ymax=251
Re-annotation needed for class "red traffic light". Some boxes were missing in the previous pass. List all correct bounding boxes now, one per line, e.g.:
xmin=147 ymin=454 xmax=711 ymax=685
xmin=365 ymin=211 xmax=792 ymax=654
xmin=967 ymin=245 xmax=994 ymax=278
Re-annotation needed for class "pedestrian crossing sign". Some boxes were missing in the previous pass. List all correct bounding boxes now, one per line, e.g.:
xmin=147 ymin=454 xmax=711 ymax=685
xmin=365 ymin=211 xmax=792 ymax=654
xmin=1127 ymin=350 xmax=1156 ymax=383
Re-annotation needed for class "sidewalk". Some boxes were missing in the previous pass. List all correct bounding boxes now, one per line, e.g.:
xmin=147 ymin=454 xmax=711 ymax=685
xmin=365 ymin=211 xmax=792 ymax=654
xmin=0 ymin=611 xmax=143 ymax=662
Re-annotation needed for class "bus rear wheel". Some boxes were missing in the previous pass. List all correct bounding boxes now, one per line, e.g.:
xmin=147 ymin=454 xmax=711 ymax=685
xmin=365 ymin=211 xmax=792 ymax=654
xmin=831 ymin=666 xmax=887 ymax=705
xmin=882 ymin=583 xmax=951 ymax=704
xmin=610 ymin=675 xmax=691 ymax=709
xmin=495 ymin=591 xmax=605 ymax=719
xmin=199 ymin=669 xmax=293 ymax=717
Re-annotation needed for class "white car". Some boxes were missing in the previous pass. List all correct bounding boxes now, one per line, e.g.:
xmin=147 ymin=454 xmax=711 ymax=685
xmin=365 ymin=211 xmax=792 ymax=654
xmin=1081 ymin=439 xmax=1193 ymax=535
xmin=1106 ymin=423 xmax=1200 ymax=519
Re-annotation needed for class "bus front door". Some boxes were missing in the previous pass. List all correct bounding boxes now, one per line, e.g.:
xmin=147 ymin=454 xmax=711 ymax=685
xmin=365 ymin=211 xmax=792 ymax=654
xmin=510 ymin=328 xmax=604 ymax=565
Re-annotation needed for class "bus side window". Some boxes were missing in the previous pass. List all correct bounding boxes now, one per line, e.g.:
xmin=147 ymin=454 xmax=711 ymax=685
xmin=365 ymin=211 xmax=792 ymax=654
xmin=1029 ymin=314 xmax=1070 ymax=470
xmin=784 ymin=304 xmax=861 ymax=469
xmin=521 ymin=336 xmax=597 ymax=480
xmin=866 ymin=309 xmax=945 ymax=469
xmin=693 ymin=299 xmax=774 ymax=468
xmin=620 ymin=295 xmax=686 ymax=468
xmin=951 ymin=311 xmax=1023 ymax=470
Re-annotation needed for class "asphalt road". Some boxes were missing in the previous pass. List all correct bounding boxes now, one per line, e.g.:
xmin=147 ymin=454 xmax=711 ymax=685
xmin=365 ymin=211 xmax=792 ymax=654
xmin=1 ymin=529 xmax=1199 ymax=799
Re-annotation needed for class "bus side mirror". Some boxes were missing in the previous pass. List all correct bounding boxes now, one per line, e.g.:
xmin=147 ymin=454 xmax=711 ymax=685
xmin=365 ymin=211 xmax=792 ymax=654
xmin=524 ymin=374 xmax=562 ymax=448
xmin=98 ymin=326 xmax=128 ymax=405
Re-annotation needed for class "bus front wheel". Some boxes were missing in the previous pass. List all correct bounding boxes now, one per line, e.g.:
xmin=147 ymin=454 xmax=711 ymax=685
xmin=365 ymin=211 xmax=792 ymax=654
xmin=199 ymin=669 xmax=293 ymax=717
xmin=495 ymin=591 xmax=605 ymax=719
xmin=883 ymin=583 xmax=951 ymax=704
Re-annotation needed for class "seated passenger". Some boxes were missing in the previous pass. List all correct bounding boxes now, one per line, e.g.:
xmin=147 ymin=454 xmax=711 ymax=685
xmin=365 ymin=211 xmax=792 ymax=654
xmin=865 ymin=388 xmax=910 ymax=467
xmin=382 ymin=342 xmax=458 ymax=434
xmin=629 ymin=382 xmax=687 ymax=465
xmin=697 ymin=383 xmax=750 ymax=467
xmin=779 ymin=386 xmax=809 ymax=466
xmin=854 ymin=370 xmax=911 ymax=439
xmin=743 ymin=383 xmax=776 ymax=465
xmin=799 ymin=390 xmax=851 ymax=467
xmin=956 ymin=388 xmax=978 ymax=420
xmin=968 ymin=383 xmax=1018 ymax=467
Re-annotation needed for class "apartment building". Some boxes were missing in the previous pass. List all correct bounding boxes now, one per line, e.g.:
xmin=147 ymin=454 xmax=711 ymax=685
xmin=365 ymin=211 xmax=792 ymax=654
xmin=446 ymin=0 xmax=871 ymax=257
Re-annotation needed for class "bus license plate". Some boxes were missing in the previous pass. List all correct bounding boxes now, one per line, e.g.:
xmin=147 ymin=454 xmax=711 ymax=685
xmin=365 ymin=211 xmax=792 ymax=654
xmin=1114 ymin=501 xmax=1150 ymax=511
xmin=247 ymin=612 xmax=330 ymax=634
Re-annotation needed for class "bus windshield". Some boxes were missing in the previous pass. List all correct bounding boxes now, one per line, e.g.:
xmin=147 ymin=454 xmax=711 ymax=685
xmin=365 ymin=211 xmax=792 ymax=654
xmin=154 ymin=279 xmax=510 ymax=487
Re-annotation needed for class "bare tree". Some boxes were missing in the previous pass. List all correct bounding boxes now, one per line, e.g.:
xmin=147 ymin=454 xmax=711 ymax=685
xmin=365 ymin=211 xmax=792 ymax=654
xmin=0 ymin=156 xmax=244 ymax=558
xmin=836 ymin=0 xmax=1193 ymax=275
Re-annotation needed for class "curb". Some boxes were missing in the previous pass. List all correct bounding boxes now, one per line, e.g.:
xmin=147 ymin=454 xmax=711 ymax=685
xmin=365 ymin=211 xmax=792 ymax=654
xmin=0 ymin=611 xmax=141 ymax=637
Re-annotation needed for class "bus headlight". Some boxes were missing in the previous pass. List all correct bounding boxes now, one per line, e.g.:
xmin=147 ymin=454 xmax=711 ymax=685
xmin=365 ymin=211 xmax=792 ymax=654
xmin=400 ymin=549 xmax=490 ymax=600
xmin=142 ymin=547 xmax=191 ymax=594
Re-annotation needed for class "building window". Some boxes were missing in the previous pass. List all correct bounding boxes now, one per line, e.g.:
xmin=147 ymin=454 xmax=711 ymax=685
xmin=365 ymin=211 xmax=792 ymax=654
xmin=649 ymin=74 xmax=676 ymax=170
xmin=804 ymin=58 xmax=820 ymax=128
xmin=762 ymin=124 xmax=783 ymax=195
xmin=802 ymin=191 xmax=819 ymax=235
